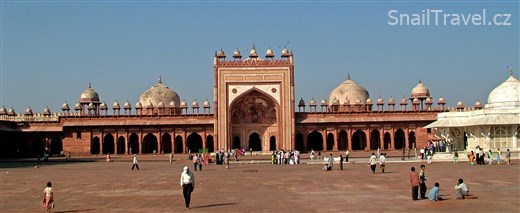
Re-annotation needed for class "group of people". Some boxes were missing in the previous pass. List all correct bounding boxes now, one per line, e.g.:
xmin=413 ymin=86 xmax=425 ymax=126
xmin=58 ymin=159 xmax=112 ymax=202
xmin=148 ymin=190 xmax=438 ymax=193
xmin=468 ymin=146 xmax=511 ymax=165
xmin=272 ymin=150 xmax=301 ymax=165
xmin=369 ymin=152 xmax=387 ymax=174
xmin=409 ymin=164 xmax=470 ymax=202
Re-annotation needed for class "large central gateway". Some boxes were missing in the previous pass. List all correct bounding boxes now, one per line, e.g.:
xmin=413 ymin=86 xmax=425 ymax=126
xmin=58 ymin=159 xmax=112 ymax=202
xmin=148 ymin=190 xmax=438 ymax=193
xmin=213 ymin=46 xmax=295 ymax=152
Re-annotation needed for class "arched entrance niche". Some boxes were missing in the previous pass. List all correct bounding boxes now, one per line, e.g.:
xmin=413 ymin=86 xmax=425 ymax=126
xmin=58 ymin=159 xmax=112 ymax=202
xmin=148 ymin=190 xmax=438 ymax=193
xmin=249 ymin=133 xmax=262 ymax=151
xmin=187 ymin=133 xmax=202 ymax=153
xmin=370 ymin=130 xmax=380 ymax=150
xmin=307 ymin=131 xmax=323 ymax=151
xmin=103 ymin=134 xmax=115 ymax=154
xmin=384 ymin=132 xmax=391 ymax=150
xmin=338 ymin=130 xmax=348 ymax=150
xmin=295 ymin=133 xmax=304 ymax=151
xmin=394 ymin=129 xmax=405 ymax=149
xmin=206 ymin=135 xmax=214 ymax=152
xmin=174 ymin=136 xmax=183 ymax=153
xmin=233 ymin=136 xmax=241 ymax=149
xmin=161 ymin=133 xmax=172 ymax=154
xmin=408 ymin=131 xmax=416 ymax=149
xmin=352 ymin=130 xmax=367 ymax=150
xmin=91 ymin=137 xmax=100 ymax=155
xmin=326 ymin=133 xmax=334 ymax=151
xmin=117 ymin=136 xmax=125 ymax=154
xmin=32 ymin=138 xmax=45 ymax=157
xmin=230 ymin=89 xmax=278 ymax=152
xmin=129 ymin=133 xmax=139 ymax=154
xmin=269 ymin=136 xmax=276 ymax=151
xmin=50 ymin=137 xmax=63 ymax=156
xmin=143 ymin=133 xmax=158 ymax=154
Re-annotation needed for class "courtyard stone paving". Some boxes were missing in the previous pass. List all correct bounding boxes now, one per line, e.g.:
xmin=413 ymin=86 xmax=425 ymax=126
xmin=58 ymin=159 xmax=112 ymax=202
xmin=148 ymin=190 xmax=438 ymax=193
xmin=0 ymin=154 xmax=519 ymax=212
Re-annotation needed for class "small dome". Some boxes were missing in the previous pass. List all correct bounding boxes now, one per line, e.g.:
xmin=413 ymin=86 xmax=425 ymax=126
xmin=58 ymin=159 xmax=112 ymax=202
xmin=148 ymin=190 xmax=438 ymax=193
xmin=88 ymin=102 xmax=95 ymax=110
xmin=411 ymin=80 xmax=430 ymax=99
xmin=400 ymin=96 xmax=408 ymax=105
xmin=475 ymin=99 xmax=482 ymax=106
xmin=43 ymin=106 xmax=51 ymax=115
xmin=203 ymin=99 xmax=211 ymax=108
xmin=0 ymin=106 xmax=7 ymax=115
xmin=146 ymin=101 xmax=154 ymax=109
xmin=298 ymin=98 xmax=305 ymax=106
xmin=80 ymin=83 xmax=100 ymax=104
xmin=309 ymin=97 xmax=317 ymax=106
xmin=377 ymin=96 xmax=384 ymax=105
xmin=265 ymin=47 xmax=274 ymax=58
xmin=438 ymin=96 xmax=446 ymax=104
xmin=487 ymin=73 xmax=520 ymax=109
xmin=457 ymin=100 xmax=464 ymax=108
xmin=124 ymin=100 xmax=132 ymax=109
xmin=343 ymin=99 xmax=351 ymax=106
xmin=216 ymin=48 xmax=226 ymax=58
xmin=158 ymin=101 xmax=165 ymax=108
xmin=100 ymin=101 xmax=108 ymax=110
xmin=388 ymin=96 xmax=395 ymax=105
xmin=192 ymin=99 xmax=199 ymax=108
xmin=329 ymin=74 xmax=370 ymax=105
xmin=332 ymin=98 xmax=340 ymax=105
xmin=321 ymin=98 xmax=328 ymax=105
xmin=281 ymin=47 xmax=290 ymax=57
xmin=139 ymin=78 xmax=181 ymax=109
xmin=249 ymin=45 xmax=258 ymax=58
xmin=7 ymin=107 xmax=15 ymax=115
xmin=62 ymin=102 xmax=70 ymax=110
xmin=113 ymin=101 xmax=121 ymax=109
xmin=25 ymin=107 xmax=33 ymax=115
xmin=169 ymin=101 xmax=176 ymax=107
xmin=366 ymin=98 xmax=373 ymax=105
xmin=425 ymin=97 xmax=433 ymax=104
xmin=135 ymin=101 xmax=142 ymax=109
xmin=413 ymin=97 xmax=420 ymax=104
xmin=180 ymin=99 xmax=188 ymax=108
xmin=233 ymin=48 xmax=242 ymax=58
xmin=74 ymin=102 xmax=82 ymax=110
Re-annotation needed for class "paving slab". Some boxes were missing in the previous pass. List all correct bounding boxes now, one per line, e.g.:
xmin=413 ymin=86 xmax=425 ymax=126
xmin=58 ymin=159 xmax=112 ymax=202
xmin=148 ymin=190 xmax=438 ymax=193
xmin=0 ymin=156 xmax=518 ymax=212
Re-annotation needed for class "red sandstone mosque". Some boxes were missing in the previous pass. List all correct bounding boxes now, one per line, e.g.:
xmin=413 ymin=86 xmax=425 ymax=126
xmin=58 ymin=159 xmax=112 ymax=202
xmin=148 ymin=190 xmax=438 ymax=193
xmin=2 ymin=46 xmax=493 ymax=158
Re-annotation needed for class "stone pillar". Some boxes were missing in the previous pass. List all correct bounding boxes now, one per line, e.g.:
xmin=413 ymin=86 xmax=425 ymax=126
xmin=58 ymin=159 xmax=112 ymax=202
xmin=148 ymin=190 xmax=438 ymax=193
xmin=303 ymin=130 xmax=308 ymax=152
xmin=138 ymin=132 xmax=143 ymax=154
xmin=348 ymin=128 xmax=353 ymax=151
xmin=333 ymin=128 xmax=339 ymax=151
xmin=322 ymin=129 xmax=327 ymax=151
xmin=155 ymin=132 xmax=161 ymax=154
xmin=379 ymin=129 xmax=385 ymax=150
xmin=203 ymin=129 xmax=207 ymax=150
xmin=364 ymin=129 xmax=370 ymax=151
xmin=182 ymin=130 xmax=187 ymax=154
xmin=390 ymin=129 xmax=395 ymax=151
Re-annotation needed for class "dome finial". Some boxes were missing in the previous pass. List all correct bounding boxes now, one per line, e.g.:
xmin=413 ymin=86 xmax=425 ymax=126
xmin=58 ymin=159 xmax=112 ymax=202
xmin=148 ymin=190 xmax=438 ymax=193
xmin=347 ymin=73 xmax=351 ymax=80
xmin=419 ymin=79 xmax=422 ymax=83
xmin=158 ymin=76 xmax=162 ymax=84
xmin=88 ymin=82 xmax=91 ymax=88
xmin=508 ymin=66 xmax=513 ymax=76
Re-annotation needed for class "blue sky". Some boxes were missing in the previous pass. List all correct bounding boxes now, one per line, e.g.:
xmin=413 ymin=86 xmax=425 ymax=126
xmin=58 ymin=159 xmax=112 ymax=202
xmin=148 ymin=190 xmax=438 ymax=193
xmin=1 ymin=1 xmax=518 ymax=113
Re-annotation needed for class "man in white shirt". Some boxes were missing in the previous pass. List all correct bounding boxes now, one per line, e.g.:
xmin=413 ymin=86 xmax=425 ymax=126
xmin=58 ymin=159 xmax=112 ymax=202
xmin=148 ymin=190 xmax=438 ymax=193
xmin=454 ymin=178 xmax=469 ymax=199
xmin=369 ymin=153 xmax=377 ymax=174
xmin=379 ymin=153 xmax=386 ymax=173
xmin=180 ymin=166 xmax=195 ymax=208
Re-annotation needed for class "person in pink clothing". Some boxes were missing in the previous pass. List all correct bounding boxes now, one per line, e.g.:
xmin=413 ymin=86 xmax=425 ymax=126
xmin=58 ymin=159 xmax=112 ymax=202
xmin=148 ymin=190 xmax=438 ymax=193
xmin=41 ymin=182 xmax=54 ymax=212
xmin=410 ymin=167 xmax=420 ymax=200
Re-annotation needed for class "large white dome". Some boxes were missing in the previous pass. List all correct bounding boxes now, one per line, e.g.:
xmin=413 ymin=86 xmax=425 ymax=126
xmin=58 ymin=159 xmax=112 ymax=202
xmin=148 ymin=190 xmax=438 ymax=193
xmin=139 ymin=78 xmax=180 ymax=108
xmin=329 ymin=74 xmax=369 ymax=105
xmin=486 ymin=74 xmax=520 ymax=109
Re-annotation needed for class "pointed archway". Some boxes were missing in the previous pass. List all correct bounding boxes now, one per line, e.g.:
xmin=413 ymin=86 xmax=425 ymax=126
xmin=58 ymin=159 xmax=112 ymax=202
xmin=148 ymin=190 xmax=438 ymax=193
xmin=295 ymin=133 xmax=304 ymax=151
xmin=206 ymin=135 xmax=214 ymax=152
xmin=230 ymin=89 xmax=278 ymax=152
xmin=370 ymin=130 xmax=380 ymax=150
xmin=307 ymin=131 xmax=323 ymax=151
xmin=91 ymin=137 xmax=100 ymax=155
xmin=249 ymin=133 xmax=262 ymax=151
xmin=50 ymin=137 xmax=63 ymax=156
xmin=174 ymin=136 xmax=183 ymax=153
xmin=143 ymin=133 xmax=158 ymax=154
xmin=338 ymin=130 xmax=348 ymax=150
xmin=103 ymin=134 xmax=115 ymax=154
xmin=129 ymin=133 xmax=139 ymax=154
xmin=326 ymin=133 xmax=334 ymax=151
xmin=384 ymin=132 xmax=391 ymax=150
xmin=352 ymin=130 xmax=367 ymax=150
xmin=269 ymin=136 xmax=276 ymax=151
xmin=187 ymin=133 xmax=202 ymax=153
xmin=117 ymin=136 xmax=126 ymax=154
xmin=394 ymin=129 xmax=405 ymax=149
xmin=408 ymin=131 xmax=416 ymax=149
xmin=161 ymin=133 xmax=172 ymax=154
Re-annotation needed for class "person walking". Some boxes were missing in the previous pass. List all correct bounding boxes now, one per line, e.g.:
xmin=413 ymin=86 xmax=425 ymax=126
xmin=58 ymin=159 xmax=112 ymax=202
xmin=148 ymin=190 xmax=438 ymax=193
xmin=369 ymin=153 xmax=377 ymax=174
xmin=131 ymin=154 xmax=139 ymax=170
xmin=506 ymin=149 xmax=511 ymax=165
xmin=41 ymin=182 xmax=54 ymax=212
xmin=339 ymin=155 xmax=344 ymax=170
xmin=488 ymin=149 xmax=493 ymax=165
xmin=345 ymin=150 xmax=349 ymax=162
xmin=409 ymin=167 xmax=420 ymax=201
xmin=497 ymin=148 xmax=502 ymax=164
xmin=453 ymin=148 xmax=459 ymax=163
xmin=169 ymin=153 xmax=173 ymax=164
xmin=180 ymin=166 xmax=195 ymax=209
xmin=379 ymin=153 xmax=386 ymax=173
xmin=193 ymin=154 xmax=199 ymax=171
xmin=419 ymin=165 xmax=427 ymax=199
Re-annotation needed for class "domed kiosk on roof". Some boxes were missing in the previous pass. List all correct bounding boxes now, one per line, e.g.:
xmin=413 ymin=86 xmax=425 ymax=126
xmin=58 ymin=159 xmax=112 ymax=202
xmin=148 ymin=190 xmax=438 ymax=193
xmin=486 ymin=73 xmax=520 ymax=109
xmin=138 ymin=77 xmax=181 ymax=114
xmin=329 ymin=73 xmax=370 ymax=107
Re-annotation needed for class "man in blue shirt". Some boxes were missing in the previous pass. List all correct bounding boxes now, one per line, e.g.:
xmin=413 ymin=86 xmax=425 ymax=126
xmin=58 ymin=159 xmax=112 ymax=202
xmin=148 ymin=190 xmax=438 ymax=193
xmin=428 ymin=182 xmax=440 ymax=201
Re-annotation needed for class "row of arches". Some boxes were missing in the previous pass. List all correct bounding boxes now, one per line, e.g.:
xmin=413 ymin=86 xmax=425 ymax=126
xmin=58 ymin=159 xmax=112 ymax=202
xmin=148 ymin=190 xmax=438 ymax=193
xmin=295 ymin=129 xmax=416 ymax=152
xmin=90 ymin=132 xmax=214 ymax=155
xmin=231 ymin=133 xmax=277 ymax=151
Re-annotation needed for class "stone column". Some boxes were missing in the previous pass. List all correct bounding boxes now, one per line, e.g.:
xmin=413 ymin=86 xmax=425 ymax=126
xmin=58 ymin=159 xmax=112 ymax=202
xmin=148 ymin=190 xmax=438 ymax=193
xmin=138 ymin=132 xmax=143 ymax=154
xmin=333 ymin=128 xmax=339 ymax=151
xmin=390 ymin=129 xmax=395 ymax=151
xmin=322 ymin=129 xmax=327 ymax=151
xmin=379 ymin=129 xmax=385 ymax=150
xmin=348 ymin=128 xmax=353 ymax=151
xmin=364 ymin=129 xmax=370 ymax=151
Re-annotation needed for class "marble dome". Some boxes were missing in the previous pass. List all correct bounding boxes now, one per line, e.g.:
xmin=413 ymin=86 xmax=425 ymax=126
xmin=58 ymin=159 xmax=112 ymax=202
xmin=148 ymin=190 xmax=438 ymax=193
xmin=486 ymin=74 xmax=520 ymax=109
xmin=80 ymin=83 xmax=100 ymax=104
xmin=329 ymin=74 xmax=370 ymax=105
xmin=411 ymin=80 xmax=430 ymax=98
xmin=139 ymin=78 xmax=180 ymax=109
